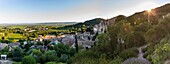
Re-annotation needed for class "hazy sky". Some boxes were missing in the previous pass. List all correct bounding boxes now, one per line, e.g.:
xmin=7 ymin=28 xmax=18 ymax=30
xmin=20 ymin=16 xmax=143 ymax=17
xmin=0 ymin=0 xmax=169 ymax=23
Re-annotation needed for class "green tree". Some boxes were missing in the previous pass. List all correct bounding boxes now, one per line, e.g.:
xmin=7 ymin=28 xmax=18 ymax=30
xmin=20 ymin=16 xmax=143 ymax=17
xmin=40 ymin=54 xmax=46 ymax=64
xmin=54 ymin=43 xmax=76 ymax=57
xmin=96 ymin=33 xmax=110 ymax=44
xmin=12 ymin=46 xmax=23 ymax=62
xmin=44 ymin=50 xmax=58 ymax=62
xmin=31 ymin=49 xmax=43 ymax=63
xmin=22 ymin=56 xmax=36 ymax=64
xmin=2 ymin=46 xmax=9 ymax=52
xmin=119 ymin=48 xmax=138 ymax=60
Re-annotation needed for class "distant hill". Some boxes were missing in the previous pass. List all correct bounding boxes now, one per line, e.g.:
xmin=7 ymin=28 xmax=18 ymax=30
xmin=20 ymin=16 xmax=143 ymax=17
xmin=0 ymin=22 xmax=77 ymax=26
xmin=37 ymin=22 xmax=77 ymax=25
xmin=57 ymin=18 xmax=105 ymax=30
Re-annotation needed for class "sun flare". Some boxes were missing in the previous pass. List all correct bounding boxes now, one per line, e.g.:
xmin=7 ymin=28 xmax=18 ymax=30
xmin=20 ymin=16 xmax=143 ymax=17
xmin=147 ymin=9 xmax=152 ymax=13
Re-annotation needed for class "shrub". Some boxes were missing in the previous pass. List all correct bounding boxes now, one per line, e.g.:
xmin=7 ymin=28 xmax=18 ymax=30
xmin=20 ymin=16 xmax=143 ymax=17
xmin=44 ymin=50 xmax=58 ymax=62
xmin=109 ymin=56 xmax=123 ymax=64
xmin=59 ymin=54 xmax=69 ymax=63
xmin=148 ymin=43 xmax=170 ymax=64
xmin=13 ymin=62 xmax=22 ymax=64
xmin=68 ymin=50 xmax=102 ymax=64
xmin=40 ymin=54 xmax=46 ymax=64
xmin=45 ymin=62 xmax=56 ymax=64
xmin=119 ymin=48 xmax=138 ymax=60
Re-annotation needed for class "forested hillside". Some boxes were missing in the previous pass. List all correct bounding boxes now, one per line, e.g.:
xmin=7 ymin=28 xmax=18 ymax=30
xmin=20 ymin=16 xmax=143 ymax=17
xmin=57 ymin=18 xmax=105 ymax=30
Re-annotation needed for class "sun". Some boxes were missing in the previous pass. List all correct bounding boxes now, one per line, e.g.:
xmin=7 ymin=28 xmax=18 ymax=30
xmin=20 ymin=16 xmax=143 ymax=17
xmin=147 ymin=9 xmax=152 ymax=13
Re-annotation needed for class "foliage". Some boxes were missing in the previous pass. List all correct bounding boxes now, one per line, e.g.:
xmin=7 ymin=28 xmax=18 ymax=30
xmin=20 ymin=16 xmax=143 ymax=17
xmin=125 ymin=31 xmax=146 ymax=48
xmin=22 ymin=56 xmax=36 ymax=64
xmin=2 ymin=46 xmax=9 ymax=52
xmin=31 ymin=49 xmax=43 ymax=63
xmin=119 ymin=47 xmax=138 ymax=60
xmin=44 ymin=50 xmax=58 ymax=62
xmin=13 ymin=62 xmax=22 ymax=64
xmin=40 ymin=54 xmax=46 ymax=64
xmin=109 ymin=56 xmax=123 ymax=64
xmin=59 ymin=54 xmax=70 ymax=63
xmin=45 ymin=62 xmax=56 ymax=64
xmin=96 ymin=33 xmax=109 ymax=44
xmin=54 ymin=43 xmax=76 ymax=57
xmin=12 ymin=46 xmax=23 ymax=62
xmin=69 ymin=50 xmax=102 ymax=64
xmin=147 ymin=36 xmax=170 ymax=64
xmin=70 ymin=53 xmax=112 ymax=64
xmin=145 ymin=15 xmax=170 ymax=44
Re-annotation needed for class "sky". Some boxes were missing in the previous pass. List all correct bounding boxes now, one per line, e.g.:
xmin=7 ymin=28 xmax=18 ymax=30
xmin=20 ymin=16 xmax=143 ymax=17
xmin=0 ymin=0 xmax=169 ymax=23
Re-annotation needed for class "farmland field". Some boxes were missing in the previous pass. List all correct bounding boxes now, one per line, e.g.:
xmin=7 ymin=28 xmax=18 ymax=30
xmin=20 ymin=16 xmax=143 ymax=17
xmin=8 ymin=33 xmax=22 ymax=39
xmin=8 ymin=33 xmax=22 ymax=42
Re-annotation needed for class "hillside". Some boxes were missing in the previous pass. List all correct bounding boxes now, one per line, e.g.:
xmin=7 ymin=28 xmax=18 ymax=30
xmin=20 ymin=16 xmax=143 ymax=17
xmin=107 ymin=3 xmax=170 ymax=25
xmin=57 ymin=18 xmax=105 ymax=30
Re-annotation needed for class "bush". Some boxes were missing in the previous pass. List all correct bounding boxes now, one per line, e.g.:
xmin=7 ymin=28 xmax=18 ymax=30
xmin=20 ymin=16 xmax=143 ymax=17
xmin=45 ymin=62 xmax=56 ymax=64
xmin=13 ymin=62 xmax=22 ymax=64
xmin=40 ymin=54 xmax=46 ymax=64
xmin=54 ymin=43 xmax=76 ymax=57
xmin=44 ymin=50 xmax=58 ymax=62
xmin=148 ymin=43 xmax=170 ymax=64
xmin=12 ymin=57 xmax=23 ymax=62
xmin=68 ymin=50 xmax=102 ymax=64
xmin=109 ymin=56 xmax=123 ymax=64
xmin=119 ymin=47 xmax=138 ymax=60
xmin=59 ymin=54 xmax=69 ymax=63
xmin=22 ymin=56 xmax=36 ymax=64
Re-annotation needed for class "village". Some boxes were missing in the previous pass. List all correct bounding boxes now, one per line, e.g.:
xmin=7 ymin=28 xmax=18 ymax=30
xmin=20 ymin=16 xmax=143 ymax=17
xmin=0 ymin=21 xmax=107 ymax=64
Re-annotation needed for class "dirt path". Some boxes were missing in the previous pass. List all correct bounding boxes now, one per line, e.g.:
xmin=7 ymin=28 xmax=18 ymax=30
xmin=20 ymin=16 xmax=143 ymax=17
xmin=137 ymin=45 xmax=148 ymax=59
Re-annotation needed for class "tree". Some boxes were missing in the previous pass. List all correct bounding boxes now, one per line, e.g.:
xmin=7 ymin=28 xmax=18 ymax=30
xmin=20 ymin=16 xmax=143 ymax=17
xmin=44 ymin=50 xmax=58 ymax=62
xmin=145 ymin=16 xmax=170 ymax=44
xmin=12 ymin=47 xmax=23 ymax=62
xmin=54 ymin=43 xmax=76 ymax=57
xmin=107 ymin=20 xmax=127 ymax=53
xmin=24 ymin=43 xmax=32 ymax=52
xmin=2 ymin=46 xmax=9 ymax=52
xmin=125 ymin=31 xmax=146 ymax=48
xmin=22 ymin=56 xmax=36 ymax=64
xmin=133 ymin=22 xmax=152 ymax=34
xmin=40 ymin=54 xmax=46 ymax=64
xmin=31 ymin=49 xmax=43 ymax=63
xmin=59 ymin=54 xmax=70 ymax=63
xmin=96 ymin=33 xmax=110 ymax=44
